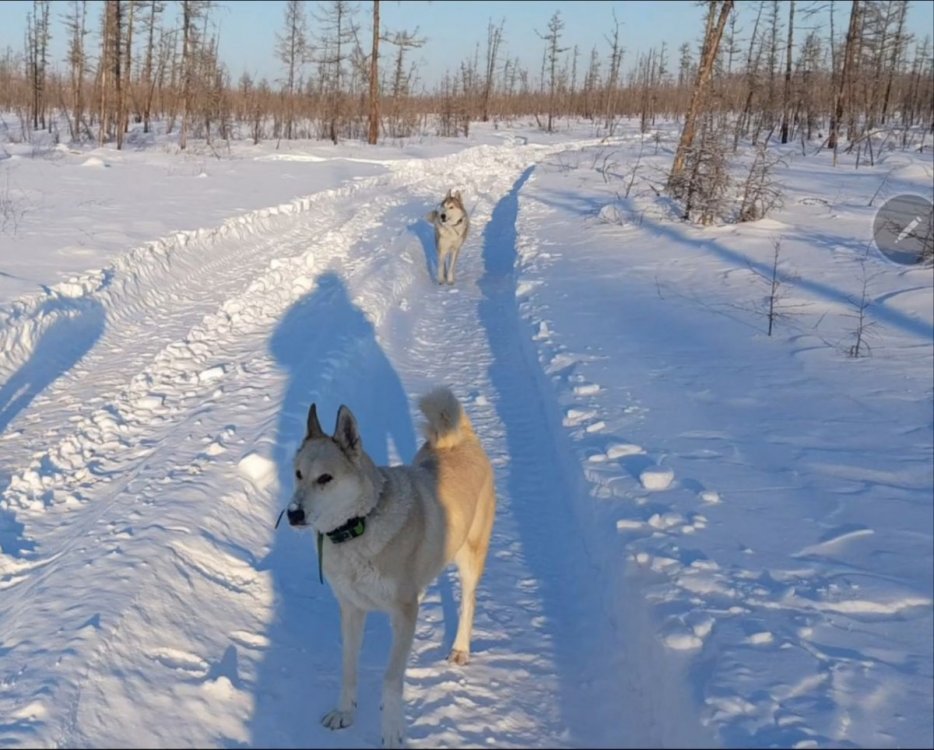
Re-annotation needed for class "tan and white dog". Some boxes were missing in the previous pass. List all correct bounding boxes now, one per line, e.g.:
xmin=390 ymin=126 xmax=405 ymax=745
xmin=426 ymin=189 xmax=470 ymax=285
xmin=286 ymin=386 xmax=496 ymax=748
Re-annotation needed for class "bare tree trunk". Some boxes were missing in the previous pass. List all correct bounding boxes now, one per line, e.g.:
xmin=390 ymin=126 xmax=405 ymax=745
xmin=180 ymin=0 xmax=193 ymax=150
xmin=114 ymin=0 xmax=124 ymax=149
xmin=367 ymin=0 xmax=380 ymax=144
xmin=780 ymin=0 xmax=794 ymax=143
xmin=881 ymin=0 xmax=907 ymax=125
xmin=828 ymin=0 xmax=860 ymax=160
xmin=734 ymin=1 xmax=764 ymax=150
xmin=537 ymin=11 xmax=567 ymax=133
xmin=142 ymin=0 xmax=162 ymax=134
xmin=481 ymin=18 xmax=504 ymax=123
xmin=669 ymin=0 xmax=734 ymax=191
xmin=122 ymin=0 xmax=135 ymax=136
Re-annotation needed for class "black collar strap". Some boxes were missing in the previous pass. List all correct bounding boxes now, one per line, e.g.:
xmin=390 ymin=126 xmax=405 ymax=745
xmin=326 ymin=516 xmax=366 ymax=544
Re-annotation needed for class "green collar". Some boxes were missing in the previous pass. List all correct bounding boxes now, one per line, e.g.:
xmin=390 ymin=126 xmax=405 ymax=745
xmin=326 ymin=516 xmax=367 ymax=544
xmin=316 ymin=516 xmax=366 ymax=584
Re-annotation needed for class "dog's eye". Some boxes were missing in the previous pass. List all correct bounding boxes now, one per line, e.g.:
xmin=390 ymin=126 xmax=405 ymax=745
xmin=316 ymin=473 xmax=333 ymax=486
xmin=295 ymin=470 xmax=303 ymax=480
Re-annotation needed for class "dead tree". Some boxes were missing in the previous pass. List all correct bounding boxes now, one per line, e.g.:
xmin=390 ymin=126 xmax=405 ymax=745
xmin=880 ymin=0 xmax=908 ymax=124
xmin=481 ymin=17 xmax=504 ymax=123
xmin=780 ymin=0 xmax=795 ymax=143
xmin=367 ymin=0 xmax=379 ymax=144
xmin=140 ymin=0 xmax=165 ymax=134
xmin=26 ymin=0 xmax=51 ymax=131
xmin=384 ymin=28 xmax=424 ymax=138
xmin=603 ymin=11 xmax=623 ymax=130
xmin=114 ymin=0 xmax=124 ymax=149
xmin=537 ymin=11 xmax=568 ymax=133
xmin=314 ymin=0 xmax=359 ymax=144
xmin=828 ymin=0 xmax=861 ymax=160
xmin=276 ymin=0 xmax=308 ymax=140
xmin=734 ymin=1 xmax=764 ymax=151
xmin=64 ymin=0 xmax=89 ymax=141
xmin=668 ymin=0 xmax=734 ymax=192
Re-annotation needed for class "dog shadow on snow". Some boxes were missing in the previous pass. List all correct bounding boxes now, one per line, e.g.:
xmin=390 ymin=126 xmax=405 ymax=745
xmin=246 ymin=271 xmax=419 ymax=748
xmin=409 ymin=217 xmax=438 ymax=283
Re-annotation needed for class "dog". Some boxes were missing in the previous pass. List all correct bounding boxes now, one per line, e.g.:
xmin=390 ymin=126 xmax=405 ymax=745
xmin=286 ymin=386 xmax=496 ymax=748
xmin=425 ymin=189 xmax=470 ymax=285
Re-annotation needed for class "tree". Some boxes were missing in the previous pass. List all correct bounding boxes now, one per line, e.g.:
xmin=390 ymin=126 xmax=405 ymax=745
xmin=313 ymin=0 xmax=359 ymax=144
xmin=276 ymin=0 xmax=308 ymax=140
xmin=828 ymin=0 xmax=861 ymax=159
xmin=780 ymin=0 xmax=795 ymax=143
xmin=63 ymin=0 xmax=89 ymax=141
xmin=367 ymin=0 xmax=379 ymax=144
xmin=26 ymin=0 xmax=51 ymax=131
xmin=537 ymin=11 xmax=569 ymax=133
xmin=384 ymin=28 xmax=424 ymax=137
xmin=603 ymin=11 xmax=623 ymax=130
xmin=140 ymin=0 xmax=166 ymax=134
xmin=481 ymin=17 xmax=504 ymax=123
xmin=668 ymin=0 xmax=734 ymax=191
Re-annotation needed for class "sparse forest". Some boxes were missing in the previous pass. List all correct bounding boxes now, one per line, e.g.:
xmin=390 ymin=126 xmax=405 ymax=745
xmin=1 ymin=0 xmax=931 ymax=161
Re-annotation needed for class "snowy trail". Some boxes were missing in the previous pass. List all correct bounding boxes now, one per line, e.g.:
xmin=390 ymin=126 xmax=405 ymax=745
xmin=0 ymin=138 xmax=681 ymax=748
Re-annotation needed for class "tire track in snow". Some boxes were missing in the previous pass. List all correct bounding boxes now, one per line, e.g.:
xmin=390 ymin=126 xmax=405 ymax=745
xmin=332 ymin=161 xmax=667 ymax=745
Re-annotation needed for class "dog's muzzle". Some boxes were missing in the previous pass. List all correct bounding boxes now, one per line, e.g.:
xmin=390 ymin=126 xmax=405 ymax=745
xmin=287 ymin=506 xmax=306 ymax=526
xmin=440 ymin=212 xmax=447 ymax=223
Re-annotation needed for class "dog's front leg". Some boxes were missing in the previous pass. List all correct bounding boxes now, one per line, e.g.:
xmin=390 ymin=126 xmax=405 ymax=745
xmin=436 ymin=250 xmax=447 ymax=285
xmin=381 ymin=600 xmax=418 ymax=748
xmin=446 ymin=245 xmax=461 ymax=285
xmin=322 ymin=599 xmax=365 ymax=730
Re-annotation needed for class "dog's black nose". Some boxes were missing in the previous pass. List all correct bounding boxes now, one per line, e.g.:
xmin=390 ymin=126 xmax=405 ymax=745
xmin=287 ymin=507 xmax=305 ymax=526
xmin=440 ymin=212 xmax=447 ymax=222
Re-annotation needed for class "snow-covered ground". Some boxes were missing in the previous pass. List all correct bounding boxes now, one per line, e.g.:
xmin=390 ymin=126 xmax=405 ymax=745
xmin=0 ymin=118 xmax=931 ymax=749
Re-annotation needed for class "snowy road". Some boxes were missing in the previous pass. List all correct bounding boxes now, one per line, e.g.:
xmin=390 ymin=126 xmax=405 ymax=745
xmin=1 ymin=138 xmax=691 ymax=748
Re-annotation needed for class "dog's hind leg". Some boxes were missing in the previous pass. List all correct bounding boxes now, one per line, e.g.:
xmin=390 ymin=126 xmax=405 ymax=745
xmin=322 ymin=599 xmax=365 ymax=730
xmin=450 ymin=480 xmax=495 ymax=665
xmin=381 ymin=599 xmax=418 ymax=748
xmin=449 ymin=539 xmax=488 ymax=664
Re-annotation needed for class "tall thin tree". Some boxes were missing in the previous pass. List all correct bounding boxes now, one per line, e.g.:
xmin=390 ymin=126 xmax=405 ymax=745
xmin=367 ymin=0 xmax=380 ymax=144
xmin=537 ymin=11 xmax=568 ymax=133
xmin=669 ymin=0 xmax=734 ymax=191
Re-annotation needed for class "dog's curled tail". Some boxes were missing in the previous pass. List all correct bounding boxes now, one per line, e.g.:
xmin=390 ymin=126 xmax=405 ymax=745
xmin=419 ymin=386 xmax=471 ymax=450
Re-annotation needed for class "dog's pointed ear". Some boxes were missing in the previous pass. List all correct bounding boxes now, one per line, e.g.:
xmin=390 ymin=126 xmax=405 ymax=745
xmin=453 ymin=190 xmax=462 ymax=201
xmin=334 ymin=405 xmax=361 ymax=457
xmin=445 ymin=188 xmax=453 ymax=199
xmin=306 ymin=403 xmax=325 ymax=439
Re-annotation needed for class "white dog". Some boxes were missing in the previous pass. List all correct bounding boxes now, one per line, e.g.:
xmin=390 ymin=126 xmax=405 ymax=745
xmin=426 ymin=189 xmax=470 ymax=285
xmin=286 ymin=386 xmax=496 ymax=748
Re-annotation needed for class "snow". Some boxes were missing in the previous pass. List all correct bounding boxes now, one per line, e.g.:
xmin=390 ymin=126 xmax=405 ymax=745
xmin=0 ymin=118 xmax=932 ymax=749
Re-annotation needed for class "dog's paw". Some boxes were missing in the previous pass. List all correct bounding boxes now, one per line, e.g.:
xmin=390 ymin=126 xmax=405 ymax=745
xmin=321 ymin=709 xmax=355 ymax=730
xmin=448 ymin=648 xmax=470 ymax=666
xmin=380 ymin=722 xmax=405 ymax=748
xmin=381 ymin=694 xmax=406 ymax=748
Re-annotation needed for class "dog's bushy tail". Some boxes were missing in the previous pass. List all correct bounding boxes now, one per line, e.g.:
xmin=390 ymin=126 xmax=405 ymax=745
xmin=419 ymin=386 xmax=471 ymax=449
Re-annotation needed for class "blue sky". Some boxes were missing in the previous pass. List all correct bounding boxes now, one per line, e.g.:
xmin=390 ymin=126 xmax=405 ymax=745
xmin=1 ymin=0 xmax=932 ymax=90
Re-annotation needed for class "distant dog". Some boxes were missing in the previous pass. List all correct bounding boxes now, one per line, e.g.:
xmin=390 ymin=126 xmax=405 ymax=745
xmin=426 ymin=189 xmax=470 ymax=285
xmin=286 ymin=386 xmax=496 ymax=748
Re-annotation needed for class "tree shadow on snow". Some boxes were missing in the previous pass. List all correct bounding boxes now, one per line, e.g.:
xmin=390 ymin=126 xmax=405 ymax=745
xmin=476 ymin=166 xmax=631 ymax=745
xmin=246 ymin=271 xmax=417 ymax=749
xmin=0 ymin=298 xmax=105 ymax=434
xmin=0 ymin=297 xmax=105 ymax=559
